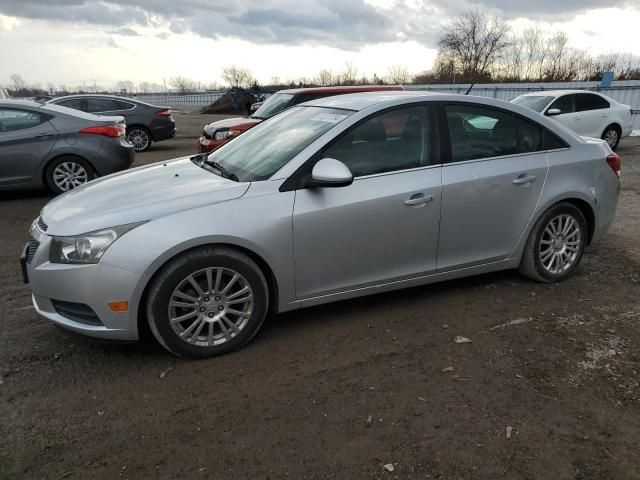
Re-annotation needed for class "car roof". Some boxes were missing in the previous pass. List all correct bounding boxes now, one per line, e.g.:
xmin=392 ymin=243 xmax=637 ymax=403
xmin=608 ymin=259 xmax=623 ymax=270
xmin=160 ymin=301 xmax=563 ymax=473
xmin=279 ymin=85 xmax=404 ymax=95
xmin=0 ymin=99 xmax=44 ymax=108
xmin=517 ymin=90 xmax=606 ymax=97
xmin=300 ymin=91 xmax=441 ymax=111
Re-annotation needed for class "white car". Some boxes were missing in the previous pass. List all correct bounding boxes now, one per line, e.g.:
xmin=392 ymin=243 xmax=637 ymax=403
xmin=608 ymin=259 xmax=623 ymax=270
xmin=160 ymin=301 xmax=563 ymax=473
xmin=511 ymin=90 xmax=633 ymax=150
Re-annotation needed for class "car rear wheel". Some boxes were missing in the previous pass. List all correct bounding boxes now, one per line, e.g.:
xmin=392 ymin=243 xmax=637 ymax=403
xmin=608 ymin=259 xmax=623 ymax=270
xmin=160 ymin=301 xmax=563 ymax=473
xmin=519 ymin=202 xmax=587 ymax=283
xmin=45 ymin=156 xmax=95 ymax=195
xmin=602 ymin=125 xmax=620 ymax=150
xmin=127 ymin=126 xmax=152 ymax=152
xmin=146 ymin=247 xmax=269 ymax=359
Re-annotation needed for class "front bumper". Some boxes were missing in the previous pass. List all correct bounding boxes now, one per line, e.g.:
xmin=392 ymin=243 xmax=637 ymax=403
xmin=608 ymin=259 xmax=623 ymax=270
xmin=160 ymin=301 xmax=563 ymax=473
xmin=24 ymin=229 xmax=144 ymax=340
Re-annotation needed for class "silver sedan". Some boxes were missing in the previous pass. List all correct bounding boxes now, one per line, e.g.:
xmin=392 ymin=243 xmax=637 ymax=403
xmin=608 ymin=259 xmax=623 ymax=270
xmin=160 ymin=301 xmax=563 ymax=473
xmin=23 ymin=92 xmax=620 ymax=358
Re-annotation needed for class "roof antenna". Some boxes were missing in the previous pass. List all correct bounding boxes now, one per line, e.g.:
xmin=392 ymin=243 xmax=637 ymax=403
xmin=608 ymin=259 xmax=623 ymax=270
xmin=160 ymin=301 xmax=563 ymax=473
xmin=465 ymin=83 xmax=474 ymax=95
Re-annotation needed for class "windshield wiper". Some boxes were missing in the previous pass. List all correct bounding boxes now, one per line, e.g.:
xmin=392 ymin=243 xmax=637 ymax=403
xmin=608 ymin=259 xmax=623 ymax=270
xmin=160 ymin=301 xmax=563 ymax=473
xmin=207 ymin=160 xmax=239 ymax=182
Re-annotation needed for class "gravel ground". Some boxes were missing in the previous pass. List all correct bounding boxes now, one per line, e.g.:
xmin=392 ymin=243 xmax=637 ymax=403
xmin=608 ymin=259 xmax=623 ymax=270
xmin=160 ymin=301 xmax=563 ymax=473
xmin=1 ymin=113 xmax=639 ymax=479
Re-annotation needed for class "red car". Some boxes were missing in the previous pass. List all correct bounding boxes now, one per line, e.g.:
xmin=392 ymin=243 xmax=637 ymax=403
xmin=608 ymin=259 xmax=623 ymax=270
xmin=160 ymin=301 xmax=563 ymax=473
xmin=198 ymin=85 xmax=404 ymax=153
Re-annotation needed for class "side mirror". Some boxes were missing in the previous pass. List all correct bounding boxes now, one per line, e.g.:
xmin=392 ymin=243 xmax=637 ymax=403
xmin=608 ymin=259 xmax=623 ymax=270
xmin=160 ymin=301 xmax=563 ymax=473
xmin=306 ymin=158 xmax=353 ymax=188
xmin=546 ymin=108 xmax=562 ymax=116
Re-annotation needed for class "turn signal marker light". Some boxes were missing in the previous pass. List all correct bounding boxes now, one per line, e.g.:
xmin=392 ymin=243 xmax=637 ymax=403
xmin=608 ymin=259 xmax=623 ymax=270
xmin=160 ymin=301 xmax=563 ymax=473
xmin=108 ymin=301 xmax=129 ymax=312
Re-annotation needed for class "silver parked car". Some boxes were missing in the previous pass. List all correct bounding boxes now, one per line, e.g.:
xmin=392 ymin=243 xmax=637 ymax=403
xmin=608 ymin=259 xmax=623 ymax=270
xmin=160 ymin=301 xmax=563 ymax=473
xmin=22 ymin=92 xmax=620 ymax=358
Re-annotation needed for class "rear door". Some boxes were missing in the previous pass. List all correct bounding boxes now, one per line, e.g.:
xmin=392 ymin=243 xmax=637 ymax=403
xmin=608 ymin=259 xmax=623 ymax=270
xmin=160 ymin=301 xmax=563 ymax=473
xmin=292 ymin=105 xmax=442 ymax=299
xmin=437 ymin=103 xmax=548 ymax=271
xmin=0 ymin=108 xmax=58 ymax=185
xmin=575 ymin=93 xmax=610 ymax=138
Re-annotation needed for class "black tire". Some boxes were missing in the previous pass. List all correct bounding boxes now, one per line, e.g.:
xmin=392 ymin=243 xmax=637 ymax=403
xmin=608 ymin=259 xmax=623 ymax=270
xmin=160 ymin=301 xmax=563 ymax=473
xmin=519 ymin=202 xmax=587 ymax=283
xmin=146 ymin=247 xmax=269 ymax=359
xmin=126 ymin=126 xmax=152 ymax=152
xmin=45 ymin=156 xmax=95 ymax=195
xmin=601 ymin=124 xmax=621 ymax=150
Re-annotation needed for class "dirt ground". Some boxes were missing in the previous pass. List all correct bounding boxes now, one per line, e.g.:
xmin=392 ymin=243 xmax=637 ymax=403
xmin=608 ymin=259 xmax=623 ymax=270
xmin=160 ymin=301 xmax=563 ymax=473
xmin=1 ymin=113 xmax=639 ymax=479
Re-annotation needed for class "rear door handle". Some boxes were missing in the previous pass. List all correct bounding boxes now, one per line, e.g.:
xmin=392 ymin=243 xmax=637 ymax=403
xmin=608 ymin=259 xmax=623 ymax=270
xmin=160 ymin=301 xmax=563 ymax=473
xmin=513 ymin=175 xmax=537 ymax=185
xmin=404 ymin=194 xmax=433 ymax=206
xmin=35 ymin=132 xmax=53 ymax=138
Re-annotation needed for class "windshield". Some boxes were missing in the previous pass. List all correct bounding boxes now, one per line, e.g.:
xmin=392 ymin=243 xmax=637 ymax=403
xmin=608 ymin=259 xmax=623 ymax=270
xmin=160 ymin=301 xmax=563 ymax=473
xmin=207 ymin=106 xmax=353 ymax=182
xmin=511 ymin=95 xmax=555 ymax=112
xmin=251 ymin=93 xmax=294 ymax=119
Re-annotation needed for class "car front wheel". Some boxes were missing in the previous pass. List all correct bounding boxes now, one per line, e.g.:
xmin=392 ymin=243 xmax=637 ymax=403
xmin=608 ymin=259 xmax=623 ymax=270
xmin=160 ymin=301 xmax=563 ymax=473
xmin=146 ymin=247 xmax=269 ymax=359
xmin=519 ymin=202 xmax=587 ymax=283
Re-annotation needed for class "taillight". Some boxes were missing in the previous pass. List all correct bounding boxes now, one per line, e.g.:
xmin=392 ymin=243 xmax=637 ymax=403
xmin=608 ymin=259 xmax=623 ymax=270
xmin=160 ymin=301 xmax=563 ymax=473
xmin=79 ymin=124 xmax=125 ymax=138
xmin=155 ymin=109 xmax=171 ymax=117
xmin=606 ymin=152 xmax=621 ymax=177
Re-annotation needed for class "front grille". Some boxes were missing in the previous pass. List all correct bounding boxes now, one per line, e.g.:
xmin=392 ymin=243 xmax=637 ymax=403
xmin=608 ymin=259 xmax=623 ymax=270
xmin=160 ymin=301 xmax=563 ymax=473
xmin=25 ymin=237 xmax=40 ymax=264
xmin=51 ymin=300 xmax=103 ymax=326
xmin=37 ymin=216 xmax=48 ymax=232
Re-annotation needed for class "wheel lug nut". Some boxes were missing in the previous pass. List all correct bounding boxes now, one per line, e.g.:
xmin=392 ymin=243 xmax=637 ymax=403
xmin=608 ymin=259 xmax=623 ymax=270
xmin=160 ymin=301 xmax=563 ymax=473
xmin=199 ymin=307 xmax=206 ymax=312
xmin=208 ymin=313 xmax=214 ymax=318
xmin=203 ymin=297 xmax=210 ymax=302
xmin=218 ymin=306 xmax=224 ymax=311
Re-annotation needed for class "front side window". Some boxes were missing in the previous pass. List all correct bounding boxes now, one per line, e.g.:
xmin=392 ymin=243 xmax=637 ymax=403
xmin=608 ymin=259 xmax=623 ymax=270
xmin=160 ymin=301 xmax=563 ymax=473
xmin=547 ymin=95 xmax=575 ymax=115
xmin=0 ymin=109 xmax=45 ymax=132
xmin=208 ymin=106 xmax=353 ymax=182
xmin=576 ymin=93 xmax=609 ymax=111
xmin=251 ymin=93 xmax=294 ymax=119
xmin=322 ymin=106 xmax=430 ymax=177
xmin=445 ymin=104 xmax=516 ymax=162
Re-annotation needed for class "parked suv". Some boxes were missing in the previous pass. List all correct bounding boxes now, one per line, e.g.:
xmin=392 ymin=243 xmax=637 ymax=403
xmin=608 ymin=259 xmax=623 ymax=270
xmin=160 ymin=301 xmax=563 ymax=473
xmin=511 ymin=90 xmax=633 ymax=150
xmin=48 ymin=95 xmax=175 ymax=152
xmin=0 ymin=99 xmax=133 ymax=194
xmin=198 ymin=85 xmax=404 ymax=153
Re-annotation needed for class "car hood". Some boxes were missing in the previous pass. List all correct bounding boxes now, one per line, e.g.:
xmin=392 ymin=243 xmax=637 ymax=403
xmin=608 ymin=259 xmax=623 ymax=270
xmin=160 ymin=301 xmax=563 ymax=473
xmin=41 ymin=157 xmax=250 ymax=235
xmin=203 ymin=117 xmax=261 ymax=135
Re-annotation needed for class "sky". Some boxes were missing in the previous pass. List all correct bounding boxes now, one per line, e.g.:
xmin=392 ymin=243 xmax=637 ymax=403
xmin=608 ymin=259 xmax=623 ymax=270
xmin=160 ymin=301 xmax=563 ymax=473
xmin=1 ymin=0 xmax=639 ymax=90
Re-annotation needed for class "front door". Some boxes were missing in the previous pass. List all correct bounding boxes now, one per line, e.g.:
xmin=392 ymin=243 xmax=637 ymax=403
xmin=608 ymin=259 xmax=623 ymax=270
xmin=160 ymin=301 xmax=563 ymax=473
xmin=292 ymin=105 xmax=442 ymax=299
xmin=437 ymin=103 xmax=548 ymax=271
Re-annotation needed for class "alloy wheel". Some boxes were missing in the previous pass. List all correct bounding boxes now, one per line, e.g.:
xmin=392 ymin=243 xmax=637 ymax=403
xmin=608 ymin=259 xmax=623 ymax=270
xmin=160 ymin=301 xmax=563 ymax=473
xmin=52 ymin=161 xmax=89 ymax=191
xmin=128 ymin=129 xmax=150 ymax=151
xmin=604 ymin=129 xmax=618 ymax=149
xmin=539 ymin=214 xmax=582 ymax=275
xmin=168 ymin=267 xmax=254 ymax=347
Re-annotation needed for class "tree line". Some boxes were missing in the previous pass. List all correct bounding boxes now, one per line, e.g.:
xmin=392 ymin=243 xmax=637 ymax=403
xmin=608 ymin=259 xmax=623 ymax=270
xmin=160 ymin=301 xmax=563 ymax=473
xmin=6 ymin=10 xmax=640 ymax=96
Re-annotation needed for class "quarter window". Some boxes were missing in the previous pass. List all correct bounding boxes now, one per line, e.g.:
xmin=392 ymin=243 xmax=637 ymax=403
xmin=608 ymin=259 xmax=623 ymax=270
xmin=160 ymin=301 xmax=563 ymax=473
xmin=576 ymin=93 xmax=610 ymax=111
xmin=445 ymin=104 xmax=516 ymax=162
xmin=0 ymin=109 xmax=45 ymax=132
xmin=322 ymin=106 xmax=431 ymax=177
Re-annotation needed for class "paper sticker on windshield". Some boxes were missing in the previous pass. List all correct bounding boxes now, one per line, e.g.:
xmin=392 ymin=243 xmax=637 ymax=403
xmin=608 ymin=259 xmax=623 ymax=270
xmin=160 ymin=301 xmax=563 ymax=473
xmin=310 ymin=113 xmax=348 ymax=123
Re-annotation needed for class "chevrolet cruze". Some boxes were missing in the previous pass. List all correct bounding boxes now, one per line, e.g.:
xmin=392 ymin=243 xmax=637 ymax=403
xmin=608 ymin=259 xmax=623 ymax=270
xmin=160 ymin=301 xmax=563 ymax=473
xmin=22 ymin=92 xmax=620 ymax=358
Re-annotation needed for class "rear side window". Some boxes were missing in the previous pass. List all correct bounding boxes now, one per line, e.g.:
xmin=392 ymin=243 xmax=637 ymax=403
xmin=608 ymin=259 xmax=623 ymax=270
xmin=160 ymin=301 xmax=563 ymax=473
xmin=547 ymin=95 xmax=575 ymax=114
xmin=516 ymin=117 xmax=542 ymax=153
xmin=445 ymin=104 xmax=517 ymax=162
xmin=0 ymin=109 xmax=46 ymax=131
xmin=57 ymin=98 xmax=86 ymax=111
xmin=323 ymin=106 xmax=431 ymax=177
xmin=543 ymin=130 xmax=568 ymax=150
xmin=86 ymin=98 xmax=122 ymax=113
xmin=576 ymin=93 xmax=609 ymax=111
xmin=114 ymin=100 xmax=135 ymax=110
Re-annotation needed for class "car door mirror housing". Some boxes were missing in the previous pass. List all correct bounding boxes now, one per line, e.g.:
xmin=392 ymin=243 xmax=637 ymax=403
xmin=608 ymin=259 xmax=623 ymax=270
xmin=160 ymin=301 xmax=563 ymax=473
xmin=307 ymin=158 xmax=353 ymax=188
xmin=546 ymin=108 xmax=562 ymax=116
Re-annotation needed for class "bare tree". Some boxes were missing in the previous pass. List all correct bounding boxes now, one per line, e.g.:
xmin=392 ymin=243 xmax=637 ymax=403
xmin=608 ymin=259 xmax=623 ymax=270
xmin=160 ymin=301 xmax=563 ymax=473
xmin=10 ymin=74 xmax=27 ymax=94
xmin=115 ymin=80 xmax=135 ymax=94
xmin=339 ymin=61 xmax=358 ymax=85
xmin=168 ymin=76 xmax=196 ymax=94
xmin=269 ymin=76 xmax=281 ymax=86
xmin=221 ymin=65 xmax=254 ymax=89
xmin=437 ymin=10 xmax=511 ymax=82
xmin=386 ymin=64 xmax=411 ymax=84
xmin=315 ymin=69 xmax=334 ymax=86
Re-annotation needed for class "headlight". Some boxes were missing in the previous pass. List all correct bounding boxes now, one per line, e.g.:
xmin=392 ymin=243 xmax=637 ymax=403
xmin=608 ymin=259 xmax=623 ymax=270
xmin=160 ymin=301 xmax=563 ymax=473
xmin=49 ymin=222 xmax=145 ymax=264
xmin=214 ymin=129 xmax=234 ymax=141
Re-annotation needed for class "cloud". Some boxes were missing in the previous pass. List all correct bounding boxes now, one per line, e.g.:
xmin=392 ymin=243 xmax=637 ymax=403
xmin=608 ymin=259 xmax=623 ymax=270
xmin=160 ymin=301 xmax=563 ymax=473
xmin=0 ymin=0 xmax=637 ymax=50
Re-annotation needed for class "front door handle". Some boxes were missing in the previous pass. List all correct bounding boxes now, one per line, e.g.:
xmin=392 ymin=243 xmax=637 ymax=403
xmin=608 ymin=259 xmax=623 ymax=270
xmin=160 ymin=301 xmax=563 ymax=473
xmin=513 ymin=175 xmax=537 ymax=185
xmin=404 ymin=194 xmax=433 ymax=206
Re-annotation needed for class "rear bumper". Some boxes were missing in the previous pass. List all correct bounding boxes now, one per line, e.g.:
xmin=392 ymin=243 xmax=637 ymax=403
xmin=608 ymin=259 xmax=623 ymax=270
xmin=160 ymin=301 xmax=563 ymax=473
xmin=151 ymin=121 xmax=176 ymax=142
xmin=94 ymin=137 xmax=135 ymax=176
